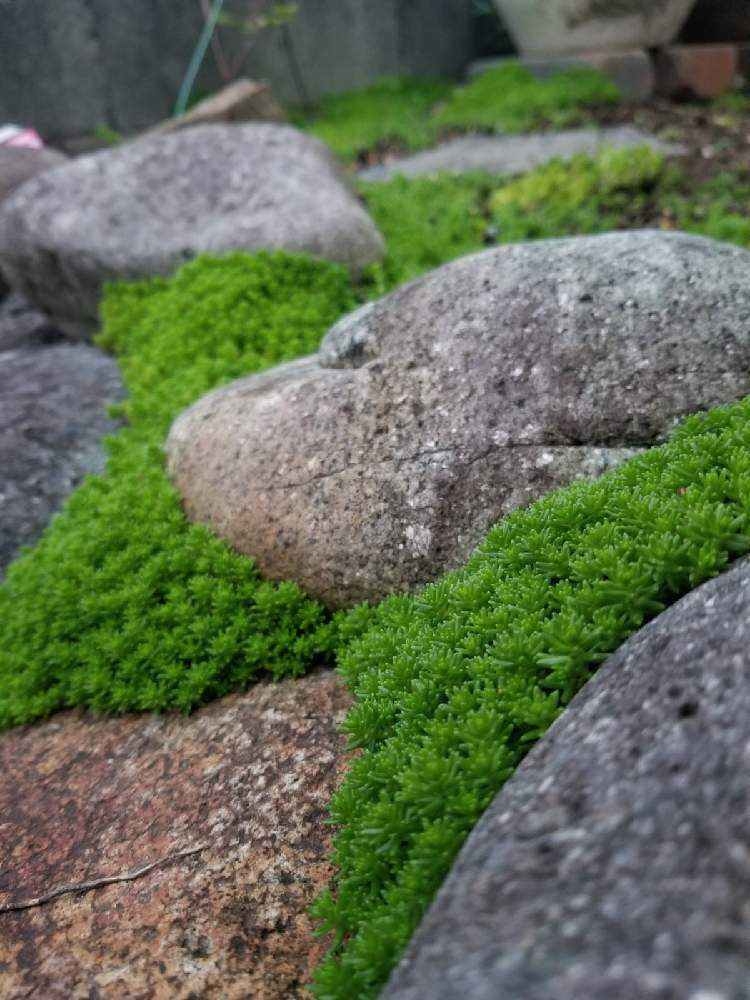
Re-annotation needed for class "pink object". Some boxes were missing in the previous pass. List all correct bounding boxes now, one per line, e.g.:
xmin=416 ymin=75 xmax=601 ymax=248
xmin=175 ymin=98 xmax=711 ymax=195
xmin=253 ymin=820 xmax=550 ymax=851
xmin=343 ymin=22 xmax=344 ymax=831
xmin=0 ymin=125 xmax=44 ymax=149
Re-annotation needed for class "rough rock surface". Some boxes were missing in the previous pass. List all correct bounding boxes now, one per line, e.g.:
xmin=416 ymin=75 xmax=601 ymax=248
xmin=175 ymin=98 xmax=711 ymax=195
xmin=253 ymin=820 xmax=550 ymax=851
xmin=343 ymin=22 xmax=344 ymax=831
xmin=0 ymin=144 xmax=67 ymax=203
xmin=0 ymin=146 xmax=67 ymax=296
xmin=382 ymin=557 xmax=750 ymax=1000
xmin=167 ymin=230 xmax=750 ymax=607
xmin=0 ymin=343 xmax=124 ymax=574
xmin=143 ymin=78 xmax=287 ymax=137
xmin=0 ymin=291 xmax=63 ymax=353
xmin=0 ymin=669 xmax=352 ymax=999
xmin=0 ymin=124 xmax=385 ymax=337
xmin=358 ymin=125 xmax=685 ymax=181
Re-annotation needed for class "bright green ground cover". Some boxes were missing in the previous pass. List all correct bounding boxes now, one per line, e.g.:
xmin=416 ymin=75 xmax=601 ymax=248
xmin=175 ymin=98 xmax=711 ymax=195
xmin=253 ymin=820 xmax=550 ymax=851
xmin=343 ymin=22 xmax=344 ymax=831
xmin=358 ymin=149 xmax=750 ymax=289
xmin=298 ymin=65 xmax=619 ymax=160
xmin=0 ymin=254 xmax=355 ymax=727
xmin=311 ymin=398 xmax=750 ymax=999
xmin=2 ymin=107 xmax=750 ymax=999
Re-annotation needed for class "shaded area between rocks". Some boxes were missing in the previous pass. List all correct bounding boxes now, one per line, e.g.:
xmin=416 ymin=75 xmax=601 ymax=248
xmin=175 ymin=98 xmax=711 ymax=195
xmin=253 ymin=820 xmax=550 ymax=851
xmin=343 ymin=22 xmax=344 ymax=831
xmin=382 ymin=557 xmax=750 ymax=1000
xmin=0 ymin=669 xmax=352 ymax=999
xmin=0 ymin=310 xmax=124 ymax=576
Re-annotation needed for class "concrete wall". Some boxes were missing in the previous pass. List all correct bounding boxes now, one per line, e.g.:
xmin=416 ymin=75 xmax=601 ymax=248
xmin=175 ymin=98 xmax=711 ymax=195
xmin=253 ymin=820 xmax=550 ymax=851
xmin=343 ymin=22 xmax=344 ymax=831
xmin=0 ymin=0 xmax=474 ymax=140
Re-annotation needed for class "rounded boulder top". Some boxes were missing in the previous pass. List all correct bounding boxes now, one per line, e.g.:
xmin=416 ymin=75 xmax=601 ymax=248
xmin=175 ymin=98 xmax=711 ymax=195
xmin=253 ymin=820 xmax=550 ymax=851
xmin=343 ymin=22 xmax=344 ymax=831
xmin=0 ymin=123 xmax=385 ymax=338
xmin=167 ymin=230 xmax=750 ymax=608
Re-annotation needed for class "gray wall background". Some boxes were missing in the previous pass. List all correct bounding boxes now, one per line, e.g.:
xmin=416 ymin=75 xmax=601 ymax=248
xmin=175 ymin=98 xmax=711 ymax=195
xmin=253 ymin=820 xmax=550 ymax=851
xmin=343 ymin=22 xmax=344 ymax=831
xmin=0 ymin=0 xmax=475 ymax=140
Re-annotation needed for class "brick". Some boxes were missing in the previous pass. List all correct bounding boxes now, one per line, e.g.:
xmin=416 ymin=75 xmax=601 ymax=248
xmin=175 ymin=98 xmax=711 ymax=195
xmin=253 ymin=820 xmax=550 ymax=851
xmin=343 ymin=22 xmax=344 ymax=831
xmin=654 ymin=44 xmax=739 ymax=99
xmin=467 ymin=50 xmax=654 ymax=102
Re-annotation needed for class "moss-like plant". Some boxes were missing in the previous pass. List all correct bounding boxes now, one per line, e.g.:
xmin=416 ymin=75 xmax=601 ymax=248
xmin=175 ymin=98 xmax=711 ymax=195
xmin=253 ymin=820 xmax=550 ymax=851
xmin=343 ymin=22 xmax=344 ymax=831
xmin=294 ymin=77 xmax=451 ymax=161
xmin=295 ymin=65 xmax=619 ymax=161
xmin=489 ymin=144 xmax=666 ymax=239
xmin=433 ymin=63 xmax=619 ymax=134
xmin=311 ymin=396 xmax=750 ymax=999
xmin=0 ymin=253 xmax=355 ymax=728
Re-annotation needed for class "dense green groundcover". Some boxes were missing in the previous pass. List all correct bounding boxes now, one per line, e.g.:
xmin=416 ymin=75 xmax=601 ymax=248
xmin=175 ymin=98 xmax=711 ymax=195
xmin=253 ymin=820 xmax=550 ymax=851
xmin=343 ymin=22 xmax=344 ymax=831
xmin=0 ymin=254 xmax=355 ymax=727
xmin=298 ymin=64 xmax=619 ymax=160
xmin=310 ymin=399 xmax=750 ymax=999
xmin=2 ymin=116 xmax=750 ymax=995
xmin=358 ymin=147 xmax=750 ymax=281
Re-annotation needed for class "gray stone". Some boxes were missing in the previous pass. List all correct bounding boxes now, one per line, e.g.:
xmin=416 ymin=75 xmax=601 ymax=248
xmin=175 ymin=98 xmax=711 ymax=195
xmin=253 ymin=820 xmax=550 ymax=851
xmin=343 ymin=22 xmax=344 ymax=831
xmin=0 ymin=146 xmax=68 ymax=204
xmin=0 ymin=344 xmax=124 ymax=574
xmin=382 ymin=556 xmax=750 ymax=1000
xmin=166 ymin=230 xmax=750 ymax=608
xmin=358 ymin=126 xmax=685 ymax=182
xmin=0 ymin=293 xmax=63 ymax=353
xmin=0 ymin=124 xmax=385 ymax=337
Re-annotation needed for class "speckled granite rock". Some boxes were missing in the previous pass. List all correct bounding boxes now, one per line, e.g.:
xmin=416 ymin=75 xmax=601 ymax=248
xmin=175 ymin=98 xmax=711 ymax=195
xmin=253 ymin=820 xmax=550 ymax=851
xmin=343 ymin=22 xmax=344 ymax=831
xmin=167 ymin=230 xmax=750 ymax=607
xmin=0 ymin=669 xmax=352 ymax=999
xmin=0 ymin=124 xmax=385 ymax=337
xmin=382 ymin=557 xmax=750 ymax=1000
xmin=0 ymin=343 xmax=124 ymax=574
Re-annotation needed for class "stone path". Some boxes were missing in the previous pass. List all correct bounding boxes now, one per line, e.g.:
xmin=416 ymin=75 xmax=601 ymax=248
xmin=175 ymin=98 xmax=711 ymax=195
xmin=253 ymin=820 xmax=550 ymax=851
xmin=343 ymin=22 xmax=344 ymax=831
xmin=358 ymin=125 xmax=686 ymax=182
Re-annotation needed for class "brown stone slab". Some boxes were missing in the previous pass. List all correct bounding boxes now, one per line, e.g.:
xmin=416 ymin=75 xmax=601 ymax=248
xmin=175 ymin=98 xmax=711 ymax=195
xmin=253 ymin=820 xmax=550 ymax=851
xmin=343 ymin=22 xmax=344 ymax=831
xmin=0 ymin=669 xmax=352 ymax=999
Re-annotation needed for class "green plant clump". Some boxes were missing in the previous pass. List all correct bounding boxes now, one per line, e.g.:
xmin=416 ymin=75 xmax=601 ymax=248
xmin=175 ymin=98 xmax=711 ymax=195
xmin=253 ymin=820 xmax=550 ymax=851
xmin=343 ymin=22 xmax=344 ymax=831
xmin=434 ymin=63 xmax=619 ymax=134
xmin=311 ymin=396 xmax=750 ymax=999
xmin=358 ymin=172 xmax=496 ymax=291
xmin=0 ymin=252 xmax=355 ymax=728
xmin=490 ymin=144 xmax=666 ymax=239
xmin=296 ymin=77 xmax=451 ymax=161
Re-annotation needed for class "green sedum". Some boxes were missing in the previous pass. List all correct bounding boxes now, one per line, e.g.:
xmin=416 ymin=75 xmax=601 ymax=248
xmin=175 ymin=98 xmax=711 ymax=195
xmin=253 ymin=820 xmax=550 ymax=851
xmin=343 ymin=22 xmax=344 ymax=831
xmin=294 ymin=77 xmax=451 ymax=161
xmin=0 ymin=253 xmax=355 ymax=728
xmin=311 ymin=397 xmax=750 ymax=999
xmin=296 ymin=65 xmax=619 ymax=161
xmin=434 ymin=63 xmax=619 ymax=134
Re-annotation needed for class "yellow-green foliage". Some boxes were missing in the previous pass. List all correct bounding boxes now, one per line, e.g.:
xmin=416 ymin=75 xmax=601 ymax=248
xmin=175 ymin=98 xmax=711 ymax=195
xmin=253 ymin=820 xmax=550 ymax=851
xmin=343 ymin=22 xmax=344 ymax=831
xmin=435 ymin=63 xmax=619 ymax=133
xmin=296 ymin=65 xmax=620 ymax=160
xmin=490 ymin=144 xmax=665 ymax=238
xmin=295 ymin=77 xmax=451 ymax=160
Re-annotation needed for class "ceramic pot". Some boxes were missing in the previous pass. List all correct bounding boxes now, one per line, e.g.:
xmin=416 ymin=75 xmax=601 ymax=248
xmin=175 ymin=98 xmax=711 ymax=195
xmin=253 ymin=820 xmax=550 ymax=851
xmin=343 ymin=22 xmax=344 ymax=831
xmin=494 ymin=0 xmax=697 ymax=55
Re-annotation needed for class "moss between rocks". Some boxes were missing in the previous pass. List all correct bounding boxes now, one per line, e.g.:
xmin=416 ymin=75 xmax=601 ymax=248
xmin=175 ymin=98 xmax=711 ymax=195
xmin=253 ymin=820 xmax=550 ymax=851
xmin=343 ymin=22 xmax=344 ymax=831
xmin=357 ymin=148 xmax=750 ymax=290
xmin=297 ymin=64 xmax=619 ymax=161
xmin=0 ymin=253 xmax=355 ymax=727
xmin=2 ymin=134 xmax=750 ymax=997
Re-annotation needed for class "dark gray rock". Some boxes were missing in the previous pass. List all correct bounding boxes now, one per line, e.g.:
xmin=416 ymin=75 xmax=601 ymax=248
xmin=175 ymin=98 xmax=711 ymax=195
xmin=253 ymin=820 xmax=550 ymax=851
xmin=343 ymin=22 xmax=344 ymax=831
xmin=0 ymin=124 xmax=385 ymax=337
xmin=382 ymin=557 xmax=750 ymax=1000
xmin=166 ymin=230 xmax=750 ymax=607
xmin=0 ymin=344 xmax=124 ymax=574
xmin=0 ymin=293 xmax=63 ymax=353
xmin=0 ymin=145 xmax=67 ymax=203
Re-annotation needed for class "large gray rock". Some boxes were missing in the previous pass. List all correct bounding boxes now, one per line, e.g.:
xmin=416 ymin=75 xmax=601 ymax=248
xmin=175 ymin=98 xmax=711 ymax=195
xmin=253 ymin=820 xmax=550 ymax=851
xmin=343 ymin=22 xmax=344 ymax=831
xmin=166 ymin=230 xmax=750 ymax=608
xmin=0 ymin=124 xmax=385 ymax=337
xmin=0 ymin=344 xmax=124 ymax=574
xmin=382 ymin=556 xmax=750 ymax=1000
